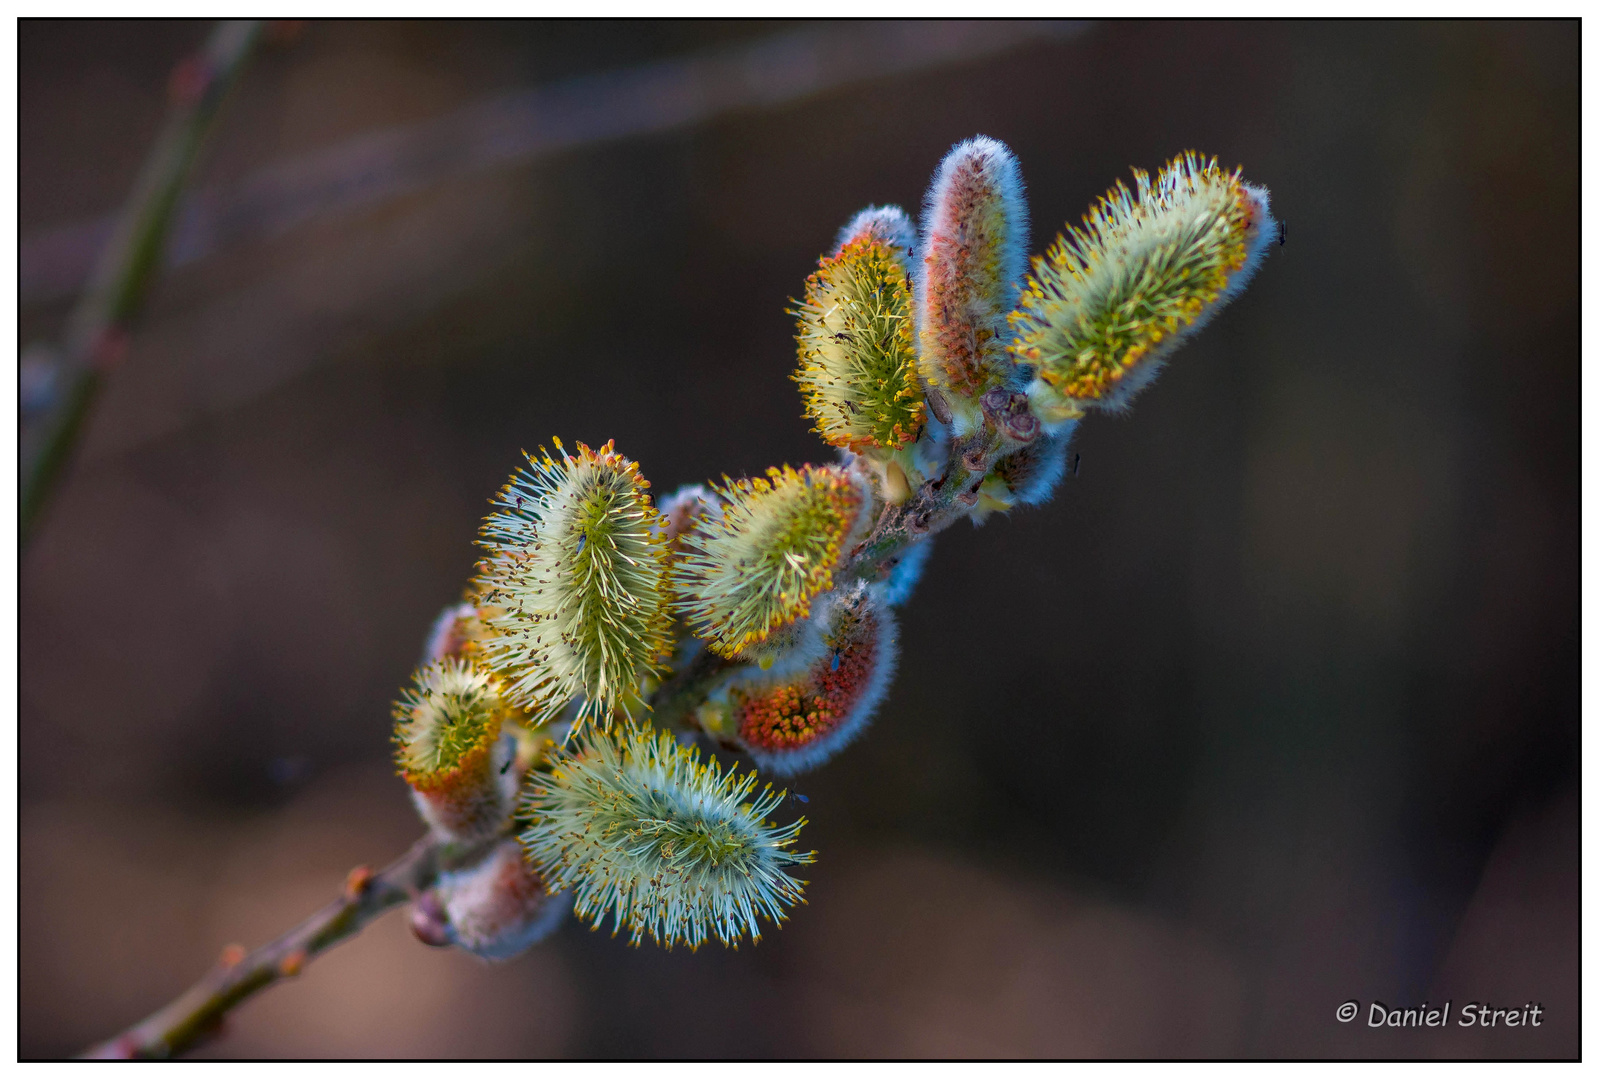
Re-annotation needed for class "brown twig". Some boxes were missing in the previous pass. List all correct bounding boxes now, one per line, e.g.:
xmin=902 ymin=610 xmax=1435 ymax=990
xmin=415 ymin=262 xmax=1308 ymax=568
xmin=74 ymin=639 xmax=745 ymax=1059
xmin=81 ymin=837 xmax=442 ymax=1059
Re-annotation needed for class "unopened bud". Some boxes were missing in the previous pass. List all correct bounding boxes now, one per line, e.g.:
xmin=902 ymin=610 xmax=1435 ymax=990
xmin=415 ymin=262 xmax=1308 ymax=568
xmin=410 ymin=891 xmax=453 ymax=948
xmin=881 ymin=460 xmax=913 ymax=505
xmin=834 ymin=204 xmax=917 ymax=257
xmin=917 ymin=136 xmax=1029 ymax=434
xmin=421 ymin=601 xmax=498 ymax=665
xmin=278 ymin=949 xmax=307 ymax=978
xmin=659 ymin=483 xmax=721 ymax=552
xmin=430 ymin=840 xmax=569 ymax=961
xmin=982 ymin=389 xmax=1039 ymax=444
xmin=342 ymin=865 xmax=373 ymax=900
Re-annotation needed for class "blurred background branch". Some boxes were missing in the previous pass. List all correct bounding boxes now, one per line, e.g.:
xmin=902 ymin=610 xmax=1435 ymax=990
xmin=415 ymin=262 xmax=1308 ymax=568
xmin=20 ymin=21 xmax=1084 ymax=309
xmin=19 ymin=21 xmax=1085 ymax=479
xmin=20 ymin=19 xmax=262 ymax=543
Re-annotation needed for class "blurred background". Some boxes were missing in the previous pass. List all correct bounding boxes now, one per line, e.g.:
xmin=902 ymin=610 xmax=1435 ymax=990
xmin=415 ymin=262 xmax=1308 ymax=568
xmin=19 ymin=19 xmax=1578 ymax=1059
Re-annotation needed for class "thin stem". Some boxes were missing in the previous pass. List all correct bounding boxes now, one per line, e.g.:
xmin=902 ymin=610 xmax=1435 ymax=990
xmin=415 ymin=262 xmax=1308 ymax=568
xmin=76 ymin=641 xmax=737 ymax=1060
xmin=648 ymin=644 xmax=733 ymax=733
xmin=21 ymin=20 xmax=261 ymax=545
xmin=80 ymin=836 xmax=440 ymax=1059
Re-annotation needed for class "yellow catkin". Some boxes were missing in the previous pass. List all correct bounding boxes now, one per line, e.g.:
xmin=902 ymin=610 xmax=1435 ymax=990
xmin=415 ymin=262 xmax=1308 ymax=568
xmin=1011 ymin=153 xmax=1274 ymax=422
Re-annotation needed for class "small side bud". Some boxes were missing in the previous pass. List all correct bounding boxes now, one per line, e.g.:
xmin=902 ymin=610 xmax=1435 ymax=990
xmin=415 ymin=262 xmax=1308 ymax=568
xmin=429 ymin=839 xmax=569 ymax=961
xmin=521 ymin=725 xmax=814 ymax=950
xmin=411 ymin=891 xmax=453 ymax=947
xmin=421 ymin=601 xmax=499 ymax=666
xmin=723 ymin=584 xmax=899 ymax=777
xmin=393 ymin=659 xmax=521 ymax=843
xmin=1011 ymin=153 xmax=1275 ymax=424
xmin=981 ymin=388 xmax=1039 ymax=445
xmin=881 ymin=460 xmax=913 ymax=505
xmin=917 ymin=136 xmax=1030 ymax=434
xmin=342 ymin=865 xmax=374 ymax=900
xmin=475 ymin=439 xmax=674 ymax=735
xmin=675 ymin=463 xmax=871 ymax=660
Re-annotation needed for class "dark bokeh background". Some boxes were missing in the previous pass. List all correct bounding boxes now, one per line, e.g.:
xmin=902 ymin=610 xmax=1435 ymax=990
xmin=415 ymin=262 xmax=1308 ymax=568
xmin=19 ymin=20 xmax=1578 ymax=1059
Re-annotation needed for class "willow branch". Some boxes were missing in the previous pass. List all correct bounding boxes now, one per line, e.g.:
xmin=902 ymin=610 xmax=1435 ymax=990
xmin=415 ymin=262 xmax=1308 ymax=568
xmin=80 ymin=836 xmax=444 ymax=1059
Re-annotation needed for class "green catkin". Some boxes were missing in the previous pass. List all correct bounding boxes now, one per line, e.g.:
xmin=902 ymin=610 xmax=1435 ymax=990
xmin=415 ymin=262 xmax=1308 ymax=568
xmin=474 ymin=439 xmax=673 ymax=737
xmin=674 ymin=463 xmax=869 ymax=660
xmin=1011 ymin=153 xmax=1274 ymax=423
xmin=520 ymin=725 xmax=814 ymax=949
